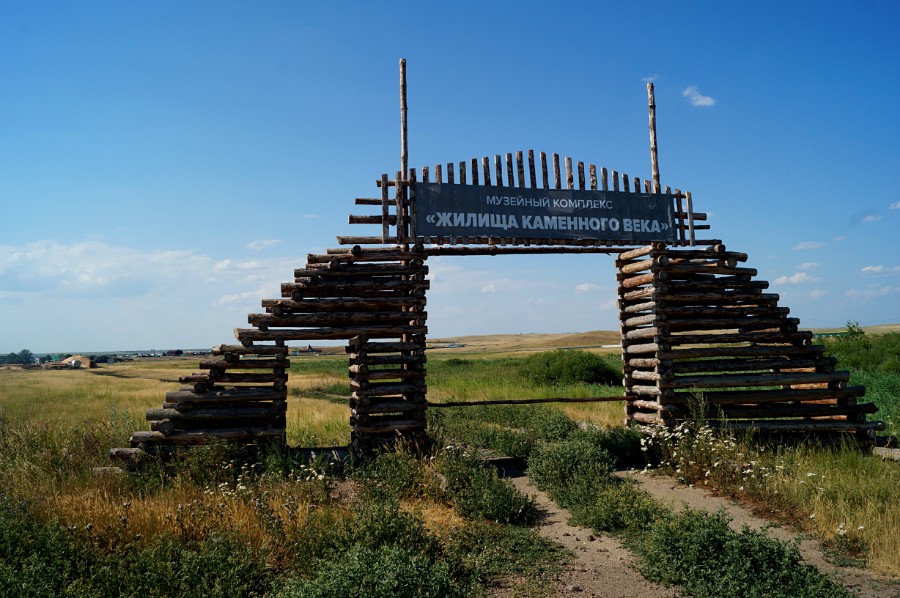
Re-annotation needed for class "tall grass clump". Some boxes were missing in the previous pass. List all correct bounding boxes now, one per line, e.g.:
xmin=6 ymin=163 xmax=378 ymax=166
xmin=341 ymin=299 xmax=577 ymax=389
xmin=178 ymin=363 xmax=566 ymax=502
xmin=518 ymin=350 xmax=621 ymax=386
xmin=637 ymin=508 xmax=852 ymax=598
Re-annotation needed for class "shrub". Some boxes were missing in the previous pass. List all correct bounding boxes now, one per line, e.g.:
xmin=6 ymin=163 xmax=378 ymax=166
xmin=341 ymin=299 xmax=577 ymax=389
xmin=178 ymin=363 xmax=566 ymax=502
xmin=637 ymin=508 xmax=852 ymax=598
xmin=439 ymin=451 xmax=539 ymax=525
xmin=527 ymin=436 xmax=614 ymax=491
xmin=275 ymin=544 xmax=465 ymax=598
xmin=519 ymin=350 xmax=621 ymax=386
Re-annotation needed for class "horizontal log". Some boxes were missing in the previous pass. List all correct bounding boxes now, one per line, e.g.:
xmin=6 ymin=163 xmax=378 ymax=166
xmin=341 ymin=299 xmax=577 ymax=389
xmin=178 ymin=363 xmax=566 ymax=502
xmin=428 ymin=396 xmax=624 ymax=408
xmin=621 ymin=300 xmax=657 ymax=314
xmin=705 ymin=420 xmax=884 ymax=433
xmin=249 ymin=312 xmax=426 ymax=328
xmin=663 ymin=264 xmax=757 ymax=277
xmin=349 ymin=354 xmax=426 ymax=366
xmin=620 ymin=286 xmax=658 ymax=301
xmin=664 ymin=317 xmax=794 ymax=333
xmin=263 ymin=297 xmax=425 ymax=313
xmin=626 ymin=357 xmax=665 ymax=369
xmin=294 ymin=263 xmax=426 ymax=279
xmin=672 ymin=211 xmax=708 ymax=221
xmin=629 ymin=411 xmax=666 ymax=426
xmin=618 ymin=245 xmax=656 ymax=261
xmin=663 ymin=344 xmax=824 ymax=361
xmin=667 ymin=385 xmax=866 ymax=405
xmin=672 ymin=356 xmax=836 ymax=375
xmin=147 ymin=405 xmax=285 ymax=422
xmin=352 ymin=402 xmax=426 ymax=415
xmin=212 ymin=344 xmax=288 ymax=357
xmin=622 ymin=342 xmax=659 ymax=355
xmin=653 ymin=292 xmax=779 ymax=305
xmin=658 ymin=305 xmax=788 ymax=318
xmin=620 ymin=255 xmax=669 ymax=275
xmin=181 ymin=372 xmax=287 ymax=385
xmin=351 ymin=419 xmax=426 ymax=434
xmin=337 ymin=235 xmax=400 ymax=245
xmin=665 ymin=279 xmax=766 ymax=293
xmin=347 ymin=340 xmax=426 ymax=353
xmin=282 ymin=279 xmax=429 ymax=294
xmin=666 ymin=330 xmax=812 ymax=346
xmin=621 ymin=272 xmax=661 ymax=288
xmin=199 ymin=358 xmax=288 ymax=370
xmin=131 ymin=427 xmax=284 ymax=446
xmin=348 ymin=214 xmax=397 ymax=225
xmin=352 ymin=368 xmax=424 ymax=381
xmin=697 ymin=403 xmax=879 ymax=419
xmin=629 ymin=385 xmax=662 ymax=396
xmin=314 ymin=249 xmax=425 ymax=263
xmin=236 ymin=326 xmax=427 ymax=343
xmin=667 ymin=370 xmax=849 ymax=390
xmin=108 ymin=447 xmax=147 ymax=463
xmin=664 ymin=249 xmax=747 ymax=262
xmin=164 ymin=387 xmax=287 ymax=404
xmin=629 ymin=370 xmax=662 ymax=382
xmin=351 ymin=382 xmax=425 ymax=396
xmin=623 ymin=314 xmax=657 ymax=328
xmin=355 ymin=197 xmax=382 ymax=205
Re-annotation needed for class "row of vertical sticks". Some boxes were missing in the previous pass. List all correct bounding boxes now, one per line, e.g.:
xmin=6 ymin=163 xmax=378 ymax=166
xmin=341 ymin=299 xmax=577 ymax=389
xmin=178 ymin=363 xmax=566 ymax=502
xmin=114 ymin=242 xmax=429 ymax=459
xmin=342 ymin=150 xmax=711 ymax=248
xmin=616 ymin=243 xmax=883 ymax=441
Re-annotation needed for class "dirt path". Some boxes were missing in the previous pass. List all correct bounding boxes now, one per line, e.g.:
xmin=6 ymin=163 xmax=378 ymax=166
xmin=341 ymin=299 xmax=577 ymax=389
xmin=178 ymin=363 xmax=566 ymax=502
xmin=507 ymin=474 xmax=679 ymax=597
xmin=499 ymin=460 xmax=897 ymax=597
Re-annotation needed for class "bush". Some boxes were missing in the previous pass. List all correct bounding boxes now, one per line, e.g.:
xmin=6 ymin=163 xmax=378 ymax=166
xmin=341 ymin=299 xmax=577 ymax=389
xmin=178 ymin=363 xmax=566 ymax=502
xmin=276 ymin=544 xmax=465 ymax=598
xmin=637 ymin=508 xmax=852 ymax=598
xmin=439 ymin=451 xmax=539 ymax=525
xmin=519 ymin=350 xmax=621 ymax=386
xmin=527 ymin=436 xmax=615 ymax=491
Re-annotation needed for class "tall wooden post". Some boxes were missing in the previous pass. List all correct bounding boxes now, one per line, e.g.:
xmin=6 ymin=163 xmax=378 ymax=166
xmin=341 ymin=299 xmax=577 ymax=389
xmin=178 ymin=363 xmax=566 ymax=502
xmin=400 ymin=58 xmax=408 ymax=180
xmin=647 ymin=83 xmax=660 ymax=194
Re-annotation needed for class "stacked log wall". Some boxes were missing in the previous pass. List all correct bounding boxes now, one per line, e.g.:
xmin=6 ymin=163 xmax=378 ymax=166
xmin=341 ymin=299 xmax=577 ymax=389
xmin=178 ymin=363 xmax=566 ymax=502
xmin=617 ymin=243 xmax=883 ymax=443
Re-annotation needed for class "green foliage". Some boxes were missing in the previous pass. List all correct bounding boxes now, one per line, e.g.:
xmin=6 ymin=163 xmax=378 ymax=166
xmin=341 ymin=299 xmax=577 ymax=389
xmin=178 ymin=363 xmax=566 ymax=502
xmin=0 ymin=492 xmax=272 ymax=598
xmin=439 ymin=450 xmax=539 ymax=525
xmin=826 ymin=331 xmax=900 ymax=374
xmin=275 ymin=544 xmax=465 ymax=598
xmin=518 ymin=350 xmax=621 ymax=386
xmin=527 ymin=436 xmax=614 ymax=490
xmin=637 ymin=509 xmax=852 ymax=598
xmin=350 ymin=450 xmax=430 ymax=500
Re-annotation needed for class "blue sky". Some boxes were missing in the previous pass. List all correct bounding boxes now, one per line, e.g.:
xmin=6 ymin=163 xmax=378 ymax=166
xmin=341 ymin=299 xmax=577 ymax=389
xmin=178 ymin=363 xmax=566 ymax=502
xmin=1 ymin=1 xmax=898 ymax=353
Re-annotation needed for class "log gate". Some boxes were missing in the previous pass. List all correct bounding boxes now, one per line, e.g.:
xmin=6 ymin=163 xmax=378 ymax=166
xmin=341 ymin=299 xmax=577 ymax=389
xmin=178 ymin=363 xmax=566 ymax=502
xmin=112 ymin=64 xmax=883 ymax=462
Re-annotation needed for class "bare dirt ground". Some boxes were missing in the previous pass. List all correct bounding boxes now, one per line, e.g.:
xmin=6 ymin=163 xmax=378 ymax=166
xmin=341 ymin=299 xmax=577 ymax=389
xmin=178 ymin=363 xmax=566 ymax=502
xmin=502 ymin=468 xmax=898 ymax=598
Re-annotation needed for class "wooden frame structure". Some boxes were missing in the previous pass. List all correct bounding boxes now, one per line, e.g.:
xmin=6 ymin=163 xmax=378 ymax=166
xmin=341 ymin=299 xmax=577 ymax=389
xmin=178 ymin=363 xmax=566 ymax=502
xmin=113 ymin=65 xmax=883 ymax=462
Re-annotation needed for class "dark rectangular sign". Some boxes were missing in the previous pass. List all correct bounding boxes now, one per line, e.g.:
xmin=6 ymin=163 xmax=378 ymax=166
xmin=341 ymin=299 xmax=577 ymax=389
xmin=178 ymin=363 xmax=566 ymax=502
xmin=413 ymin=184 xmax=676 ymax=242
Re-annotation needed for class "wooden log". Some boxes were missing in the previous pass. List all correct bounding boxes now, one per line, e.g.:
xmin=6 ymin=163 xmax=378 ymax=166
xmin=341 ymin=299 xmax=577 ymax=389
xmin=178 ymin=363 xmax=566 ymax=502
xmin=630 ymin=385 xmax=663 ymax=396
xmin=618 ymin=245 xmax=655 ymax=261
xmin=165 ymin=386 xmax=286 ymax=403
xmin=250 ymin=312 xmax=426 ymax=328
xmin=657 ymin=305 xmax=788 ymax=318
xmin=350 ymin=354 xmax=425 ymax=366
xmin=705 ymin=403 xmax=879 ymax=420
xmin=351 ymin=419 xmax=426 ymax=434
xmin=282 ymin=279 xmax=429 ymax=294
xmin=316 ymin=248 xmax=424 ymax=262
xmin=264 ymin=297 xmax=425 ymax=313
xmin=516 ymin=151 xmax=525 ymax=188
xmin=237 ymin=326 xmax=427 ymax=343
xmin=624 ymin=327 xmax=661 ymax=340
xmin=471 ymin=158 xmax=479 ymax=185
xmin=199 ymin=358 xmax=289 ymax=370
xmin=131 ymin=428 xmax=284 ymax=446
xmin=621 ymin=272 xmax=658 ymax=289
xmin=348 ymin=214 xmax=397 ymax=226
xmin=672 ymin=356 xmax=836 ymax=375
xmin=540 ymin=151 xmax=549 ymax=189
xmin=663 ymin=264 xmax=758 ymax=277
xmin=622 ymin=314 xmax=658 ymax=328
xmin=705 ymin=420 xmax=883 ymax=433
xmin=669 ymin=385 xmax=865 ymax=405
xmin=629 ymin=411 xmax=666 ymax=426
xmin=668 ymin=370 xmax=849 ymax=390
xmin=629 ymin=370 xmax=662 ymax=382
xmin=212 ymin=344 xmax=288 ymax=357
xmin=664 ymin=279 xmax=766 ymax=293
xmin=352 ymin=368 xmax=424 ymax=381
xmin=346 ymin=340 xmax=425 ymax=353
xmin=663 ymin=317 xmax=791 ymax=332
xmin=626 ymin=357 xmax=665 ymax=369
xmin=666 ymin=330 xmax=812 ymax=346
xmin=353 ymin=401 xmax=426 ymax=415
xmin=623 ymin=342 xmax=660 ymax=354
xmin=108 ymin=447 xmax=147 ymax=463
xmin=620 ymin=255 xmax=669 ymax=274
xmin=146 ymin=405 xmax=285 ymax=422
xmin=295 ymin=263 xmax=426 ymax=278
xmin=663 ymin=344 xmax=824 ymax=360
xmin=565 ymin=156 xmax=574 ymax=189
xmin=553 ymin=153 xmax=561 ymax=189
xmin=589 ymin=164 xmax=597 ymax=190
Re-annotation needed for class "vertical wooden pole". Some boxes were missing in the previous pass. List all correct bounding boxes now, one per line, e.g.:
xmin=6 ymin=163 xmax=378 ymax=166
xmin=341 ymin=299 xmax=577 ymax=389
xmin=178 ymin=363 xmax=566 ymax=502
xmin=647 ymin=82 xmax=661 ymax=194
xmin=400 ymin=59 xmax=408 ymax=181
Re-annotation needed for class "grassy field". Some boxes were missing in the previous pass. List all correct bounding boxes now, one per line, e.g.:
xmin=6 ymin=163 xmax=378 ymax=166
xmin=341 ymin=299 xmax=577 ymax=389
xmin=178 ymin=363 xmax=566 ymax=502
xmin=0 ymin=329 xmax=898 ymax=594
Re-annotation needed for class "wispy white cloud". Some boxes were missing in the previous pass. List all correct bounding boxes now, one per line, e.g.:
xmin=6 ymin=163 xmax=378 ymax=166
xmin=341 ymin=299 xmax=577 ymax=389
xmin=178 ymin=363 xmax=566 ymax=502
xmin=833 ymin=236 xmax=846 ymax=242
xmin=246 ymin=239 xmax=281 ymax=251
xmin=861 ymin=265 xmax=885 ymax=274
xmin=774 ymin=272 xmax=821 ymax=285
xmin=890 ymin=201 xmax=900 ymax=210
xmin=575 ymin=283 xmax=602 ymax=294
xmin=792 ymin=241 xmax=825 ymax=250
xmin=302 ymin=214 xmax=318 ymax=219
xmin=862 ymin=214 xmax=882 ymax=223
xmin=797 ymin=262 xmax=820 ymax=271
xmin=809 ymin=289 xmax=828 ymax=300
xmin=641 ymin=74 xmax=659 ymax=83
xmin=682 ymin=85 xmax=716 ymax=107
